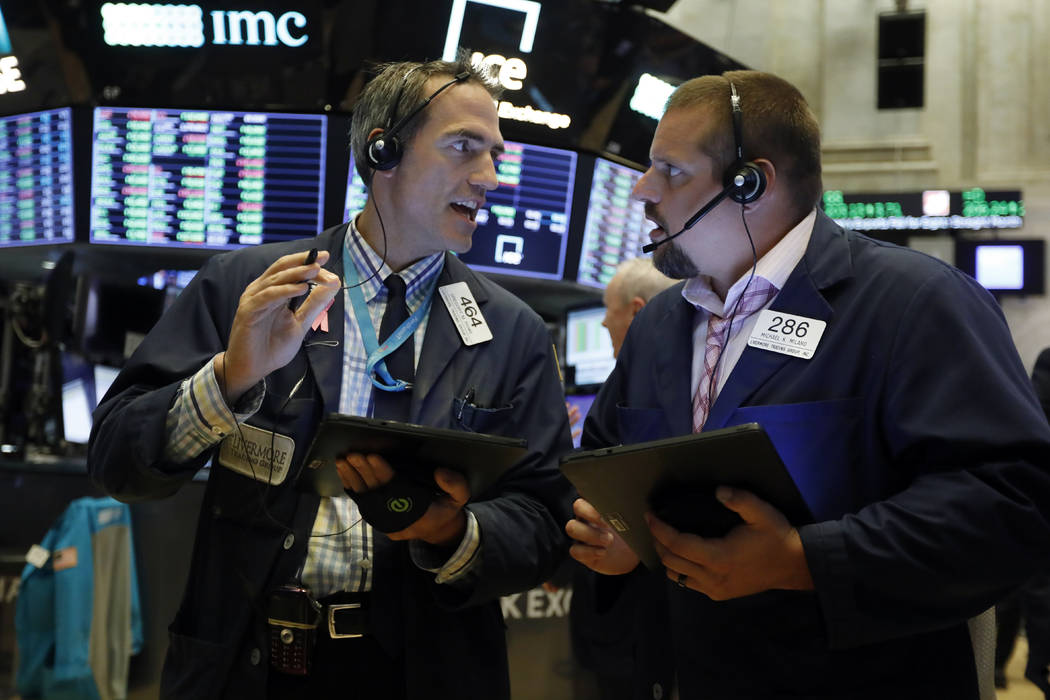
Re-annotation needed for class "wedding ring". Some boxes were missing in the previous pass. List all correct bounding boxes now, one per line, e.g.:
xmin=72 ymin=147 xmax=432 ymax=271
xmin=676 ymin=572 xmax=688 ymax=588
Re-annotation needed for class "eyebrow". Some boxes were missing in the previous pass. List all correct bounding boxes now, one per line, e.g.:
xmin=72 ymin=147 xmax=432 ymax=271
xmin=446 ymin=128 xmax=505 ymax=157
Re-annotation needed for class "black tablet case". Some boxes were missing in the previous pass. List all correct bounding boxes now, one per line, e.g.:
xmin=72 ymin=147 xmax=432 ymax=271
xmin=559 ymin=423 xmax=813 ymax=569
xmin=300 ymin=413 xmax=528 ymax=499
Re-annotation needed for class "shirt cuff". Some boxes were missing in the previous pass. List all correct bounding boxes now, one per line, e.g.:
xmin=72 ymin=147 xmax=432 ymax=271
xmin=164 ymin=357 xmax=265 ymax=462
xmin=409 ymin=509 xmax=482 ymax=584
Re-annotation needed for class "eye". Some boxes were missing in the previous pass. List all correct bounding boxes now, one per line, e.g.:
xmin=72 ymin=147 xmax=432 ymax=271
xmin=451 ymin=140 xmax=469 ymax=153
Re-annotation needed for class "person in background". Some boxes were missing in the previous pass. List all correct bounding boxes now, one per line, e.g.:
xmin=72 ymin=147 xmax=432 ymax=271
xmin=565 ymin=257 xmax=675 ymax=441
xmin=89 ymin=57 xmax=574 ymax=700
xmin=601 ymin=256 xmax=678 ymax=359
xmin=566 ymin=68 xmax=1050 ymax=698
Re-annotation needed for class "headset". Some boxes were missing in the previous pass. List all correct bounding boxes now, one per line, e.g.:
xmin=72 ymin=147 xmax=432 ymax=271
xmin=364 ymin=69 xmax=471 ymax=171
xmin=641 ymin=79 xmax=767 ymax=254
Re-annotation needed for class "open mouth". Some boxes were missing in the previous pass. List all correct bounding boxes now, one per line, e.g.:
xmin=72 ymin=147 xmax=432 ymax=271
xmin=450 ymin=200 xmax=479 ymax=222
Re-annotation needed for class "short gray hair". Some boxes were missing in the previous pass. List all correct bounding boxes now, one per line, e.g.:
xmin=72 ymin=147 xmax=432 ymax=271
xmin=350 ymin=56 xmax=501 ymax=188
xmin=609 ymin=257 xmax=677 ymax=305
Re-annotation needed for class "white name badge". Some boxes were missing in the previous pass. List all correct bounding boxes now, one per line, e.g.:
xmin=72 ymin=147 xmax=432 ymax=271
xmin=217 ymin=423 xmax=296 ymax=485
xmin=747 ymin=309 xmax=826 ymax=360
xmin=439 ymin=281 xmax=493 ymax=346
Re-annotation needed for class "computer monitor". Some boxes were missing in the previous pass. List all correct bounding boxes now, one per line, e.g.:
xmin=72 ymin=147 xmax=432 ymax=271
xmin=575 ymin=155 xmax=647 ymax=288
xmin=60 ymin=353 xmax=120 ymax=445
xmin=0 ymin=107 xmax=75 ymax=247
xmin=343 ymin=150 xmax=368 ymax=223
xmin=138 ymin=268 xmax=200 ymax=310
xmin=456 ymin=141 xmax=577 ymax=280
xmin=89 ymin=107 xmax=328 ymax=249
xmin=564 ymin=303 xmax=615 ymax=389
xmin=954 ymin=239 xmax=1045 ymax=296
xmin=73 ymin=277 xmax=168 ymax=366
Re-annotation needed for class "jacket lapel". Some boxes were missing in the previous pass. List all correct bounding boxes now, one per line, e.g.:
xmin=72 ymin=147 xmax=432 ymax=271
xmin=653 ymin=288 xmax=696 ymax=437
xmin=304 ymin=224 xmax=349 ymax=416
xmin=411 ymin=253 xmax=489 ymax=420
xmin=705 ymin=213 xmax=853 ymax=430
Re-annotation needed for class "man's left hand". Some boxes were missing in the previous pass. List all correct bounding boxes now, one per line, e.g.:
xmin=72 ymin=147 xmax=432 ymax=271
xmin=648 ymin=486 xmax=813 ymax=599
xmin=337 ymin=453 xmax=470 ymax=547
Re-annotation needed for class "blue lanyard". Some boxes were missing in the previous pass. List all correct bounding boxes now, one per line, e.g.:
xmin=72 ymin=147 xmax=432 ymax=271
xmin=342 ymin=244 xmax=438 ymax=392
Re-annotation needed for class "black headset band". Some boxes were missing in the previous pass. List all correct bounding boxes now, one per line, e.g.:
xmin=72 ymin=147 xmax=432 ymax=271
xmin=382 ymin=70 xmax=470 ymax=143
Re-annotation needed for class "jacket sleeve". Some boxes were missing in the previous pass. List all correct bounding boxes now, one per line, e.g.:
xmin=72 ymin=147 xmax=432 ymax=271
xmin=801 ymin=265 xmax=1050 ymax=648
xmin=87 ymin=255 xmax=238 ymax=502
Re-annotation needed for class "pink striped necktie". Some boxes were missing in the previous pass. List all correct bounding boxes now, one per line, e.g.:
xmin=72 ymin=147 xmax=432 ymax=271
xmin=692 ymin=277 xmax=779 ymax=432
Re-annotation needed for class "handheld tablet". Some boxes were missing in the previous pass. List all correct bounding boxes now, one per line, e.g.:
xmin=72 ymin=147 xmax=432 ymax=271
xmin=560 ymin=423 xmax=813 ymax=569
xmin=300 ymin=413 xmax=528 ymax=499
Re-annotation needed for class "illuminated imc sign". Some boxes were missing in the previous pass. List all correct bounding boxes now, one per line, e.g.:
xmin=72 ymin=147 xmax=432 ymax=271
xmin=822 ymin=188 xmax=1024 ymax=231
xmin=442 ymin=0 xmax=570 ymax=131
xmin=100 ymin=3 xmax=308 ymax=48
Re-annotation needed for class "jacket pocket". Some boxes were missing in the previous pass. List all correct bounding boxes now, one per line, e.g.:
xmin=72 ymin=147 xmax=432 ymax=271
xmin=615 ymin=403 xmax=672 ymax=445
xmin=453 ymin=399 xmax=515 ymax=435
xmin=728 ymin=398 xmax=863 ymax=520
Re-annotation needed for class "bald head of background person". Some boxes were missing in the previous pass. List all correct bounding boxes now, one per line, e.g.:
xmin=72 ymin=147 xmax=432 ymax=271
xmin=601 ymin=257 xmax=677 ymax=358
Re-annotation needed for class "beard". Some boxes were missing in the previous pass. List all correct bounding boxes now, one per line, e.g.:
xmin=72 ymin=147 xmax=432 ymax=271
xmin=653 ymin=240 xmax=699 ymax=279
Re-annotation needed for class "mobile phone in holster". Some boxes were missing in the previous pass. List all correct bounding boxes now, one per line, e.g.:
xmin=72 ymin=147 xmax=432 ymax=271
xmin=267 ymin=583 xmax=322 ymax=675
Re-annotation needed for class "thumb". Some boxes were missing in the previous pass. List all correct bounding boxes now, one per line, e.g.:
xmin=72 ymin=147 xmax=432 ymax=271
xmin=434 ymin=467 xmax=471 ymax=506
xmin=715 ymin=486 xmax=783 ymax=529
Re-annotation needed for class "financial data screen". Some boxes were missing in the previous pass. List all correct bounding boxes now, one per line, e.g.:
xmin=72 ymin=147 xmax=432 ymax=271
xmin=564 ymin=304 xmax=615 ymax=387
xmin=0 ymin=107 xmax=75 ymax=247
xmin=90 ymin=107 xmax=327 ymax=249
xmin=576 ymin=156 xmax=647 ymax=288
xmin=457 ymin=141 xmax=576 ymax=280
xmin=343 ymin=151 xmax=368 ymax=223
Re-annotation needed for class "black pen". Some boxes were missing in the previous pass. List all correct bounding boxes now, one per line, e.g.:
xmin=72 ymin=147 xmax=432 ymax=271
xmin=288 ymin=248 xmax=319 ymax=310
xmin=457 ymin=387 xmax=476 ymax=421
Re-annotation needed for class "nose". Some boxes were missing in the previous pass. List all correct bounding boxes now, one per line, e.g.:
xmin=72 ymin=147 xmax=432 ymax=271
xmin=471 ymin=152 xmax=500 ymax=192
xmin=631 ymin=167 xmax=659 ymax=204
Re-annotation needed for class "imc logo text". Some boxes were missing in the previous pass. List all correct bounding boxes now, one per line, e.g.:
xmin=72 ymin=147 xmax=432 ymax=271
xmin=100 ymin=3 xmax=308 ymax=48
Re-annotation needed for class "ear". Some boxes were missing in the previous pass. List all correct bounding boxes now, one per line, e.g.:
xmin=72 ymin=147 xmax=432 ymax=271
xmin=744 ymin=158 xmax=776 ymax=211
xmin=629 ymin=297 xmax=646 ymax=318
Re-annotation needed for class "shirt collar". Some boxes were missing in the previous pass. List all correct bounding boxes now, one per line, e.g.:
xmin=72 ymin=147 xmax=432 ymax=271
xmin=345 ymin=217 xmax=445 ymax=310
xmin=682 ymin=208 xmax=817 ymax=317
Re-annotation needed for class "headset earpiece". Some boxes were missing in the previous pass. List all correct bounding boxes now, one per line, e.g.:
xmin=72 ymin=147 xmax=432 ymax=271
xmin=725 ymin=161 xmax=766 ymax=204
xmin=365 ymin=130 xmax=403 ymax=171
xmin=364 ymin=68 xmax=470 ymax=172
xmin=725 ymin=80 xmax=767 ymax=205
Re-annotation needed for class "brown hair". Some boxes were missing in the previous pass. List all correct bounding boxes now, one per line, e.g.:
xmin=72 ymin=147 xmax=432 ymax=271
xmin=350 ymin=56 xmax=501 ymax=188
xmin=666 ymin=70 xmax=822 ymax=218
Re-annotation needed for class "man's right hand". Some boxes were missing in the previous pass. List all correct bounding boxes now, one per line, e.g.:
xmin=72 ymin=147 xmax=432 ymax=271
xmin=215 ymin=249 xmax=341 ymax=403
xmin=566 ymin=497 xmax=640 ymax=575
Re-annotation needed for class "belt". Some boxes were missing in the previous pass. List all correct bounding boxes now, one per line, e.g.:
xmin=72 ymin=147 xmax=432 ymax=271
xmin=317 ymin=592 xmax=371 ymax=639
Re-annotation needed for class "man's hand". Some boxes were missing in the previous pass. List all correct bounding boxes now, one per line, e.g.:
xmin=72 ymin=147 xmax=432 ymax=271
xmin=337 ymin=453 xmax=470 ymax=548
xmin=648 ymin=486 xmax=813 ymax=599
xmin=565 ymin=401 xmax=582 ymax=442
xmin=216 ymin=249 xmax=340 ymax=403
xmin=566 ymin=497 xmax=640 ymax=575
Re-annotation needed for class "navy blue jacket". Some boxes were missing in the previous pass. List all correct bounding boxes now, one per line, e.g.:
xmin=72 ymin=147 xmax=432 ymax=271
xmin=583 ymin=211 xmax=1050 ymax=699
xmin=88 ymin=223 xmax=574 ymax=699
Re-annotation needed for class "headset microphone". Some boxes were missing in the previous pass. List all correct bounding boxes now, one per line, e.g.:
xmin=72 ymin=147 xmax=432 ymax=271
xmin=640 ymin=181 xmax=735 ymax=254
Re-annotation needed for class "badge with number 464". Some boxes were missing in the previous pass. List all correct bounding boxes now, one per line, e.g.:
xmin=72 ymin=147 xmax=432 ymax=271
xmin=439 ymin=282 xmax=492 ymax=346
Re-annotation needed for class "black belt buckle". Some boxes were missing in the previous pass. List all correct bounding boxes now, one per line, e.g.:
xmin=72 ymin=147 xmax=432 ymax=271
xmin=326 ymin=597 xmax=369 ymax=638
